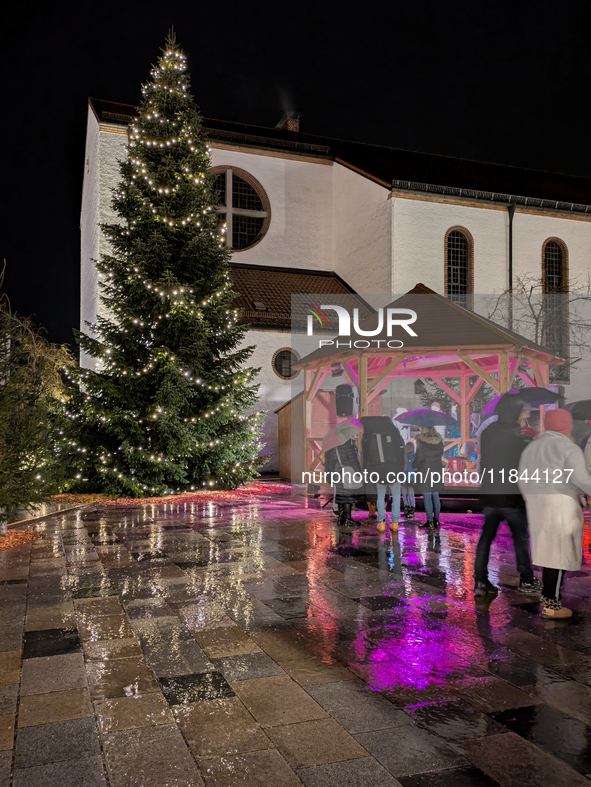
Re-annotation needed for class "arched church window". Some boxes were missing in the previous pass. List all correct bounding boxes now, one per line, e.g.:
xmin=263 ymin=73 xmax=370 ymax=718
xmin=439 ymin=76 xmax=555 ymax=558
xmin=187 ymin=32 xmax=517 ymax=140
xmin=542 ymin=238 xmax=569 ymax=381
xmin=210 ymin=166 xmax=270 ymax=250
xmin=542 ymin=239 xmax=568 ymax=294
xmin=445 ymin=227 xmax=473 ymax=308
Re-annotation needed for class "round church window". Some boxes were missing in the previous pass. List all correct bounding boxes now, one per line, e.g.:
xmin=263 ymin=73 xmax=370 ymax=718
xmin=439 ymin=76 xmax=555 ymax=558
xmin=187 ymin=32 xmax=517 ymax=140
xmin=272 ymin=348 xmax=300 ymax=380
xmin=210 ymin=166 xmax=271 ymax=250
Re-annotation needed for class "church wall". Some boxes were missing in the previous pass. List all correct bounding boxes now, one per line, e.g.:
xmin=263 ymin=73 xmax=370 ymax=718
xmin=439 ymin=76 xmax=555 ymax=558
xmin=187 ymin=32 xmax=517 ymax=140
xmin=209 ymin=147 xmax=334 ymax=272
xmin=512 ymin=210 xmax=591 ymax=400
xmin=80 ymin=119 xmax=127 ymax=368
xmin=390 ymin=196 xmax=508 ymax=294
xmin=332 ymin=164 xmax=391 ymax=293
xmin=237 ymin=329 xmax=296 ymax=473
xmin=512 ymin=210 xmax=591 ymax=283
xmin=80 ymin=108 xmax=101 ymax=369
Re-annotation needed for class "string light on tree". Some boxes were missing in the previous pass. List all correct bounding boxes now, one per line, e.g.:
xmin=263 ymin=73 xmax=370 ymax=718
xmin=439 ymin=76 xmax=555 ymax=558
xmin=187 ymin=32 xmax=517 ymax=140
xmin=56 ymin=30 xmax=265 ymax=497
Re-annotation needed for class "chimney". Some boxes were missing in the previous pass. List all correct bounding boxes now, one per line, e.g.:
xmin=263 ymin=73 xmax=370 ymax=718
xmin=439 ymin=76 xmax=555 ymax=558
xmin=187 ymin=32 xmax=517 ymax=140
xmin=276 ymin=110 xmax=301 ymax=133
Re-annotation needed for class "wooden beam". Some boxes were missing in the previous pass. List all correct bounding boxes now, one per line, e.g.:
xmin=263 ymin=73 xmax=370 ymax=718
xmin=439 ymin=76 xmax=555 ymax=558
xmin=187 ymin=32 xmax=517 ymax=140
xmin=303 ymin=367 xmax=312 ymax=475
xmin=465 ymin=376 xmax=485 ymax=405
xmin=345 ymin=361 xmax=359 ymax=385
xmin=498 ymin=352 xmax=510 ymax=393
xmin=367 ymin=375 xmax=395 ymax=404
xmin=431 ymin=377 xmax=461 ymax=404
xmin=359 ymin=354 xmax=368 ymax=418
xmin=508 ymin=356 xmax=523 ymax=390
xmin=369 ymin=357 xmax=400 ymax=393
xmin=517 ymin=370 xmax=537 ymax=387
xmin=460 ymin=375 xmax=470 ymax=445
xmin=531 ymin=360 xmax=545 ymax=388
xmin=459 ymin=354 xmax=501 ymax=393
xmin=305 ymin=367 xmax=323 ymax=402
xmin=539 ymin=361 xmax=550 ymax=387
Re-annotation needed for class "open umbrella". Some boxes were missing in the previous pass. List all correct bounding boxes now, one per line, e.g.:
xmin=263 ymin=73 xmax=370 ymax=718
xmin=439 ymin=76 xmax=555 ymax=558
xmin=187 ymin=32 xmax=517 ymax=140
xmin=566 ymin=400 xmax=591 ymax=421
xmin=322 ymin=418 xmax=364 ymax=453
xmin=511 ymin=387 xmax=561 ymax=406
xmin=395 ymin=408 xmax=456 ymax=427
xmin=483 ymin=388 xmax=561 ymax=416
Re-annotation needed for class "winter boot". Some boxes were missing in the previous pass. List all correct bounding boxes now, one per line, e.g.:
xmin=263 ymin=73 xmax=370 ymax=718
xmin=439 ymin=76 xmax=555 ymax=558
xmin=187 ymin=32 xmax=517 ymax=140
xmin=367 ymin=502 xmax=377 ymax=520
xmin=340 ymin=503 xmax=357 ymax=528
xmin=542 ymin=598 xmax=572 ymax=618
xmin=418 ymin=520 xmax=431 ymax=528
xmin=377 ymin=519 xmax=387 ymax=533
xmin=408 ymin=506 xmax=416 ymax=520
xmin=432 ymin=517 xmax=440 ymax=529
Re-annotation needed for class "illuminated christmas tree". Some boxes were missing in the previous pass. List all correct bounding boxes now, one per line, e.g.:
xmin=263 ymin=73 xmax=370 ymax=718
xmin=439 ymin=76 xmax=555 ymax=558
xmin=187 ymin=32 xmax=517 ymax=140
xmin=60 ymin=33 xmax=265 ymax=496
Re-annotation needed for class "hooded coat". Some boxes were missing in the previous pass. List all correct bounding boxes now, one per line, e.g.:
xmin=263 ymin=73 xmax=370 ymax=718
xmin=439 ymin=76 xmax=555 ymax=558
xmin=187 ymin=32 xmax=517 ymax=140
xmin=479 ymin=395 xmax=529 ymax=507
xmin=412 ymin=431 xmax=444 ymax=492
xmin=518 ymin=430 xmax=591 ymax=570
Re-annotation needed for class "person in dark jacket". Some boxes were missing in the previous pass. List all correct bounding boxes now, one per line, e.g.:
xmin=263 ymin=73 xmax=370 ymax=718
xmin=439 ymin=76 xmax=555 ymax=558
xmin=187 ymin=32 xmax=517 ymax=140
xmin=360 ymin=416 xmax=405 ymax=533
xmin=474 ymin=394 xmax=541 ymax=597
xmin=413 ymin=427 xmax=445 ymax=529
xmin=402 ymin=441 xmax=416 ymax=519
xmin=323 ymin=438 xmax=364 ymax=529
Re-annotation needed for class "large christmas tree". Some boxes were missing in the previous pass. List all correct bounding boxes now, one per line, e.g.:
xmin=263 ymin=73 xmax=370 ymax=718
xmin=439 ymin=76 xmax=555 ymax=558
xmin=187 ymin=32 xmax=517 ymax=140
xmin=60 ymin=34 xmax=265 ymax=496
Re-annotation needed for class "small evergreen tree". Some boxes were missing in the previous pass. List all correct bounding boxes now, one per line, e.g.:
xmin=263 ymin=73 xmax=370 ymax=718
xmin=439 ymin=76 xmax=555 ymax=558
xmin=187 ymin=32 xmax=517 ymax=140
xmin=0 ymin=266 xmax=71 ymax=519
xmin=59 ymin=34 xmax=265 ymax=496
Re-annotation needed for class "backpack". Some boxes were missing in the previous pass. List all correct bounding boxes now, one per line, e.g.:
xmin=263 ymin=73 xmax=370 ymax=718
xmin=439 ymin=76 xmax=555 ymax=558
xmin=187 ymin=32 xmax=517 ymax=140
xmin=360 ymin=416 xmax=404 ymax=470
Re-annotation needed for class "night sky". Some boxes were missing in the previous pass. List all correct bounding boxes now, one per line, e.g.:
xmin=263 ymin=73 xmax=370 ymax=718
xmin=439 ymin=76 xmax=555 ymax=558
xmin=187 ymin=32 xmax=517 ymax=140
xmin=3 ymin=0 xmax=590 ymax=348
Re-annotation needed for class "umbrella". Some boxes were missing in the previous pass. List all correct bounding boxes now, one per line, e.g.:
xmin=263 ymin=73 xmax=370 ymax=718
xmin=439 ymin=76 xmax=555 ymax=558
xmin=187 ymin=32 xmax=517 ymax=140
xmin=395 ymin=408 xmax=456 ymax=427
xmin=322 ymin=418 xmax=364 ymax=453
xmin=511 ymin=387 xmax=561 ymax=406
xmin=482 ymin=395 xmax=502 ymax=416
xmin=566 ymin=400 xmax=591 ymax=421
xmin=483 ymin=388 xmax=561 ymax=416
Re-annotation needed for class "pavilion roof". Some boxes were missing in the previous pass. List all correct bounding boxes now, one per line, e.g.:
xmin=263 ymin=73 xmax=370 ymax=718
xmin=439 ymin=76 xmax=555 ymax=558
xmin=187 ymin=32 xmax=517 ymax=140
xmin=295 ymin=283 xmax=564 ymax=368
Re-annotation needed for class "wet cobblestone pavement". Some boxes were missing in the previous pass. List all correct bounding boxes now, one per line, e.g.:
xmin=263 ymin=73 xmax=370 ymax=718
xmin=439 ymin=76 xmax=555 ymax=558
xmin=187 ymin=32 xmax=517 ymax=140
xmin=1 ymin=492 xmax=591 ymax=786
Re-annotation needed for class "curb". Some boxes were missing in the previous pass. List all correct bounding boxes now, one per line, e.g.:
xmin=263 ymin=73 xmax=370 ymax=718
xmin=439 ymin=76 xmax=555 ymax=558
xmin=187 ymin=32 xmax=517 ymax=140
xmin=6 ymin=501 xmax=101 ymax=530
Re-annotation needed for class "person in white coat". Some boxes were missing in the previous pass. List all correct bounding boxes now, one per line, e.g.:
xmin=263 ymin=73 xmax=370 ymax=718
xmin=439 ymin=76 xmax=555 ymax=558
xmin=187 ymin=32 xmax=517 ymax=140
xmin=518 ymin=408 xmax=591 ymax=618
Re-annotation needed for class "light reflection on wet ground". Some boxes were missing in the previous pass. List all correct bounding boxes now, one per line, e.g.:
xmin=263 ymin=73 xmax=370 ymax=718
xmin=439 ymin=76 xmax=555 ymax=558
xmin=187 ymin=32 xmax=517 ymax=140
xmin=1 ymin=493 xmax=591 ymax=785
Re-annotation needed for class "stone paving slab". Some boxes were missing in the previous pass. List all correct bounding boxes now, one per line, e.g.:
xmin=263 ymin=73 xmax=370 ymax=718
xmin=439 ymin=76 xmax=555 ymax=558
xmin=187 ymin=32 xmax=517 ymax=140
xmin=1 ymin=497 xmax=591 ymax=786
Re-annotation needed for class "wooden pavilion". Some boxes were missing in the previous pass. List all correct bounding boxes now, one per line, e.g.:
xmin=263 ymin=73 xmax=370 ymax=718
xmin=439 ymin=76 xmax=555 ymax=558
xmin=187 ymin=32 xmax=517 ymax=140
xmin=291 ymin=284 xmax=564 ymax=480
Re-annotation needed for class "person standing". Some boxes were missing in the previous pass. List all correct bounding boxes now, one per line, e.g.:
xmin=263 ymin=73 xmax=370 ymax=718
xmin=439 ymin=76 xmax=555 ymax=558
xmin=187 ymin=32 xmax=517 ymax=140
xmin=361 ymin=415 xmax=405 ymax=533
xmin=402 ymin=441 xmax=416 ymax=519
xmin=474 ymin=394 xmax=540 ymax=597
xmin=518 ymin=408 xmax=591 ymax=618
xmin=413 ymin=426 xmax=445 ymax=529
xmin=323 ymin=426 xmax=365 ymax=530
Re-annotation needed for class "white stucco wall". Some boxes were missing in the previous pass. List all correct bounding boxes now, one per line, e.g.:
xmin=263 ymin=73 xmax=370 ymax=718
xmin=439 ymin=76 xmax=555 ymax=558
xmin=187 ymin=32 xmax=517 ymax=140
xmin=238 ymin=330 xmax=296 ymax=473
xmin=210 ymin=147 xmax=334 ymax=272
xmin=513 ymin=211 xmax=591 ymax=282
xmin=332 ymin=164 xmax=391 ymax=293
xmin=390 ymin=196 xmax=509 ymax=295
xmin=80 ymin=114 xmax=127 ymax=368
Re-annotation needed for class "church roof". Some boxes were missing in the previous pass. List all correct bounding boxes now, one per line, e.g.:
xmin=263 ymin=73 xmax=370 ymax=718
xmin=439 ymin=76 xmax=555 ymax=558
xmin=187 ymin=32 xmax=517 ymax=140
xmin=89 ymin=97 xmax=591 ymax=210
xmin=228 ymin=263 xmax=366 ymax=330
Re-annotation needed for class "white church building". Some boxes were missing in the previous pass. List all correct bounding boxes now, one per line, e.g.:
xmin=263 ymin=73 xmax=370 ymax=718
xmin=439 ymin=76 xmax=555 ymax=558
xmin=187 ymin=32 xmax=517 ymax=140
xmin=81 ymin=98 xmax=591 ymax=472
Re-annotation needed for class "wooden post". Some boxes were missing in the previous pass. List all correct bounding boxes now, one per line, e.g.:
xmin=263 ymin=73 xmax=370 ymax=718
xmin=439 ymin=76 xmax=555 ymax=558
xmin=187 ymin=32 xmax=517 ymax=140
xmin=499 ymin=352 xmax=510 ymax=393
xmin=460 ymin=374 xmax=470 ymax=446
xmin=303 ymin=367 xmax=312 ymax=477
xmin=359 ymin=353 xmax=368 ymax=418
